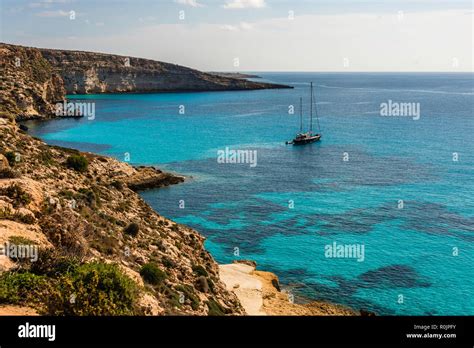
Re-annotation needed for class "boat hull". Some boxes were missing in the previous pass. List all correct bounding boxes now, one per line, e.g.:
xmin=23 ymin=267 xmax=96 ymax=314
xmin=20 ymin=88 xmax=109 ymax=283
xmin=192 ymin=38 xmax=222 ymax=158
xmin=292 ymin=134 xmax=321 ymax=145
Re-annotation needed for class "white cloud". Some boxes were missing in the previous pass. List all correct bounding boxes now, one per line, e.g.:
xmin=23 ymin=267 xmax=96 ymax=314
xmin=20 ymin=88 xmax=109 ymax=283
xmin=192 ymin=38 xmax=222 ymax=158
xmin=21 ymin=10 xmax=473 ymax=72
xmin=35 ymin=9 xmax=70 ymax=17
xmin=220 ymin=21 xmax=254 ymax=31
xmin=220 ymin=24 xmax=238 ymax=31
xmin=174 ymin=0 xmax=204 ymax=7
xmin=239 ymin=21 xmax=253 ymax=30
xmin=138 ymin=16 xmax=157 ymax=23
xmin=29 ymin=0 xmax=72 ymax=9
xmin=223 ymin=0 xmax=266 ymax=9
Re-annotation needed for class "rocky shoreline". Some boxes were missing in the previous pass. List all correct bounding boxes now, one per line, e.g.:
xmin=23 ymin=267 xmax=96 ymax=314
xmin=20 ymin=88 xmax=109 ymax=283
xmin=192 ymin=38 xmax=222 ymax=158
xmin=0 ymin=42 xmax=355 ymax=316
xmin=220 ymin=261 xmax=358 ymax=316
xmin=0 ymin=117 xmax=246 ymax=315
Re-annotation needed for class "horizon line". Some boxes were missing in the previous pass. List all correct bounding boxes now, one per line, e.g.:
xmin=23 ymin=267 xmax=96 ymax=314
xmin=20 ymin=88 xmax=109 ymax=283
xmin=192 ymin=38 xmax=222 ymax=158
xmin=218 ymin=71 xmax=474 ymax=74
xmin=2 ymin=42 xmax=472 ymax=75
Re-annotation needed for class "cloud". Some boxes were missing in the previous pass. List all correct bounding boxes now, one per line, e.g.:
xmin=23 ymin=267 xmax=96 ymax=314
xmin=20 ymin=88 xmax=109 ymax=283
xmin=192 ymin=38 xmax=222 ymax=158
xmin=138 ymin=16 xmax=157 ymax=23
xmin=220 ymin=21 xmax=254 ymax=31
xmin=18 ymin=10 xmax=473 ymax=72
xmin=174 ymin=0 xmax=204 ymax=7
xmin=220 ymin=24 xmax=238 ymax=31
xmin=223 ymin=0 xmax=266 ymax=9
xmin=35 ymin=9 xmax=70 ymax=17
xmin=29 ymin=0 xmax=72 ymax=9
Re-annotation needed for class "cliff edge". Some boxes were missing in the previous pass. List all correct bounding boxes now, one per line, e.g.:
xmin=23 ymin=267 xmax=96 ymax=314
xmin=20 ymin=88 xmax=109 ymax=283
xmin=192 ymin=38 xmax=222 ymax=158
xmin=0 ymin=43 xmax=246 ymax=315
xmin=39 ymin=47 xmax=290 ymax=94
xmin=1 ymin=43 xmax=291 ymax=120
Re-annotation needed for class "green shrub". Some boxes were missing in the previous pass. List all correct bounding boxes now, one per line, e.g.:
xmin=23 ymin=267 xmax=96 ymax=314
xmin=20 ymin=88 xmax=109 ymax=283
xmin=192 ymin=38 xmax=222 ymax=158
xmin=38 ymin=149 xmax=54 ymax=166
xmin=29 ymin=249 xmax=80 ymax=277
xmin=0 ymin=184 xmax=31 ymax=207
xmin=123 ymin=222 xmax=140 ymax=237
xmin=192 ymin=264 xmax=208 ymax=277
xmin=78 ymin=188 xmax=99 ymax=207
xmin=151 ymin=239 xmax=166 ymax=252
xmin=175 ymin=284 xmax=200 ymax=310
xmin=206 ymin=277 xmax=215 ymax=293
xmin=90 ymin=234 xmax=117 ymax=255
xmin=162 ymin=256 xmax=176 ymax=268
xmin=158 ymin=284 xmax=182 ymax=310
xmin=140 ymin=263 xmax=167 ymax=285
xmin=0 ymin=168 xmax=19 ymax=179
xmin=0 ymin=272 xmax=49 ymax=305
xmin=0 ymin=259 xmax=140 ymax=315
xmin=206 ymin=298 xmax=225 ymax=316
xmin=47 ymin=262 xmax=139 ymax=315
xmin=66 ymin=154 xmax=88 ymax=172
xmin=110 ymin=180 xmax=123 ymax=190
xmin=4 ymin=151 xmax=17 ymax=166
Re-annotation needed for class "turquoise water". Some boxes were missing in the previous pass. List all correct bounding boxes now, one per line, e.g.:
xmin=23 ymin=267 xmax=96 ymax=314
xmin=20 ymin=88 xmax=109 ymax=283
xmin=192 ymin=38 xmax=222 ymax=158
xmin=26 ymin=73 xmax=474 ymax=315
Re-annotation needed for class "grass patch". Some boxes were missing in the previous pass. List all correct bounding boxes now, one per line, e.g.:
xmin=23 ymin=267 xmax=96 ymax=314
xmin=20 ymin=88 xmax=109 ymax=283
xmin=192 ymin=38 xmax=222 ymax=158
xmin=8 ymin=236 xmax=37 ymax=246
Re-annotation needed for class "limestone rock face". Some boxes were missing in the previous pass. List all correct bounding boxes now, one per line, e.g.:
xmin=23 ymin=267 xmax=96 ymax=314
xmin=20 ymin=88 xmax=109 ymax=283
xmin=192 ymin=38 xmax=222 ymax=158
xmin=0 ymin=44 xmax=66 ymax=120
xmin=1 ymin=43 xmax=291 ymax=121
xmin=39 ymin=48 xmax=291 ymax=94
xmin=0 ymin=43 xmax=286 ymax=316
xmin=0 ymin=154 xmax=9 ymax=170
xmin=0 ymin=120 xmax=245 ymax=316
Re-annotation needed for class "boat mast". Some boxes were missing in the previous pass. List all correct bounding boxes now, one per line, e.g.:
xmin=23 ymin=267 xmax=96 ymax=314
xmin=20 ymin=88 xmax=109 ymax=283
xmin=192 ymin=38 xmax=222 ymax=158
xmin=299 ymin=97 xmax=303 ymax=132
xmin=310 ymin=82 xmax=313 ymax=132
xmin=312 ymin=84 xmax=322 ymax=134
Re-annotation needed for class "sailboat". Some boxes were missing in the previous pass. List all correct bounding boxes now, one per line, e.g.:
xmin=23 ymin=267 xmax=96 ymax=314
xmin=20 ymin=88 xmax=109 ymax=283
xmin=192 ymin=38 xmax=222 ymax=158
xmin=286 ymin=82 xmax=322 ymax=145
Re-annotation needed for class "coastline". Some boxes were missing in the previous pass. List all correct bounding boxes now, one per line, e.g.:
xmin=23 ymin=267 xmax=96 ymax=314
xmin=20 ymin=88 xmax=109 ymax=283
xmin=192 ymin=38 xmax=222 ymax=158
xmin=4 ymin=116 xmax=357 ymax=316
xmin=219 ymin=262 xmax=357 ymax=316
xmin=0 ymin=42 xmax=354 ymax=316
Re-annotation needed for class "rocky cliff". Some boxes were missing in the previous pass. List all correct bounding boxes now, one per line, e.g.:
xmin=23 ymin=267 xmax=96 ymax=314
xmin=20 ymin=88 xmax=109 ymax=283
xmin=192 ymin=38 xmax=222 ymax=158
xmin=1 ymin=43 xmax=290 ymax=120
xmin=0 ymin=117 xmax=245 ymax=315
xmin=0 ymin=42 xmax=247 ymax=315
xmin=39 ymin=47 xmax=290 ymax=94
xmin=0 ymin=44 xmax=65 ymax=120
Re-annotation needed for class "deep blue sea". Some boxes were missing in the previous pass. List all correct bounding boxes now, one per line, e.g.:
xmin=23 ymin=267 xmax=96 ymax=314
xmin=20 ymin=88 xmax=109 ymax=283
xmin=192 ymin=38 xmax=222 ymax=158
xmin=25 ymin=72 xmax=474 ymax=315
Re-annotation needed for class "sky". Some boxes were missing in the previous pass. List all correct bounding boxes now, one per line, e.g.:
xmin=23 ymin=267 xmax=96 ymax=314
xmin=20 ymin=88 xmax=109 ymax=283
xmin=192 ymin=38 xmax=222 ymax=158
xmin=0 ymin=0 xmax=472 ymax=72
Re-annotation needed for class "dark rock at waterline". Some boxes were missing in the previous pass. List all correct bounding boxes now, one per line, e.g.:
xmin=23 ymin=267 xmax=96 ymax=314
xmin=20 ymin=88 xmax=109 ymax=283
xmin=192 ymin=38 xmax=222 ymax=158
xmin=233 ymin=259 xmax=257 ymax=268
xmin=126 ymin=168 xmax=185 ymax=191
xmin=360 ymin=309 xmax=376 ymax=316
xmin=19 ymin=124 xmax=29 ymax=131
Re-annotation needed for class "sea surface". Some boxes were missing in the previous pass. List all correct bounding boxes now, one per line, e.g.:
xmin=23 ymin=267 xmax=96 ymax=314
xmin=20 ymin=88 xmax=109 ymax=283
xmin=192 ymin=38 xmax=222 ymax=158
xmin=25 ymin=72 xmax=474 ymax=315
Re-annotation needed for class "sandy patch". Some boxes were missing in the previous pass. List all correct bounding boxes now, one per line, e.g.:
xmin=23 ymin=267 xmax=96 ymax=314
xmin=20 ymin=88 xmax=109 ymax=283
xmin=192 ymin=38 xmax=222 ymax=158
xmin=0 ymin=305 xmax=38 ymax=316
xmin=220 ymin=263 xmax=357 ymax=316
xmin=0 ymin=220 xmax=52 ymax=247
xmin=219 ymin=263 xmax=266 ymax=315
